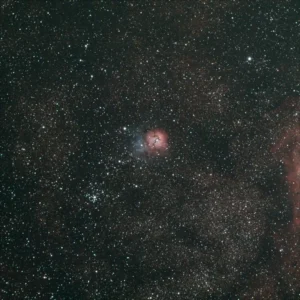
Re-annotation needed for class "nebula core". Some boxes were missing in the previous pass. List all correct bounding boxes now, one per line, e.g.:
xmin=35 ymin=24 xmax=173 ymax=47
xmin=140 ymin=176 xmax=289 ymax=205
xmin=145 ymin=128 xmax=169 ymax=156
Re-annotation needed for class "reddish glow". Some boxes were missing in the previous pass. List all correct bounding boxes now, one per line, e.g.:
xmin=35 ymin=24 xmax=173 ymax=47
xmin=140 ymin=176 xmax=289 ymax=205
xmin=145 ymin=128 xmax=169 ymax=156
xmin=272 ymin=126 xmax=300 ymax=228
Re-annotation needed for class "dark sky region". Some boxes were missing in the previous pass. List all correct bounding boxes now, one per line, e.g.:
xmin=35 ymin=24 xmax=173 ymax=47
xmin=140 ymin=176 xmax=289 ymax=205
xmin=1 ymin=1 xmax=300 ymax=299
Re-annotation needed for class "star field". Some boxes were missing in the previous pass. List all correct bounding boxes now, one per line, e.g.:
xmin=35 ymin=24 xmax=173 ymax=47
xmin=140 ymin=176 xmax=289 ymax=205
xmin=1 ymin=1 xmax=300 ymax=299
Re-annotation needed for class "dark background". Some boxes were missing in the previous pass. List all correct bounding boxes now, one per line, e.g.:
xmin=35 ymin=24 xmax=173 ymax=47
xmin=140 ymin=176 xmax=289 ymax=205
xmin=1 ymin=1 xmax=300 ymax=299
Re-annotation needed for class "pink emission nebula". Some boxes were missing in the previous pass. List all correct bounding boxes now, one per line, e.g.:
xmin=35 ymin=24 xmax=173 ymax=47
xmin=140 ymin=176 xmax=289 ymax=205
xmin=145 ymin=128 xmax=169 ymax=156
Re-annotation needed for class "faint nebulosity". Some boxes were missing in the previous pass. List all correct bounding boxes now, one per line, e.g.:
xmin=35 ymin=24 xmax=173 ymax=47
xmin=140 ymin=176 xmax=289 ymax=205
xmin=1 ymin=1 xmax=300 ymax=299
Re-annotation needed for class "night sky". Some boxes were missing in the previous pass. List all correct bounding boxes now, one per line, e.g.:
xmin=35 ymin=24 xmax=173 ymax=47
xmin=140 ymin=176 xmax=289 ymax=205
xmin=1 ymin=1 xmax=300 ymax=299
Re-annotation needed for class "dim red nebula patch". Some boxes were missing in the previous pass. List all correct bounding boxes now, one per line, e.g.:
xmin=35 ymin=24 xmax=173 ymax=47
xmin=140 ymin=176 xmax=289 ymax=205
xmin=272 ymin=126 xmax=300 ymax=228
xmin=145 ymin=128 xmax=169 ymax=156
